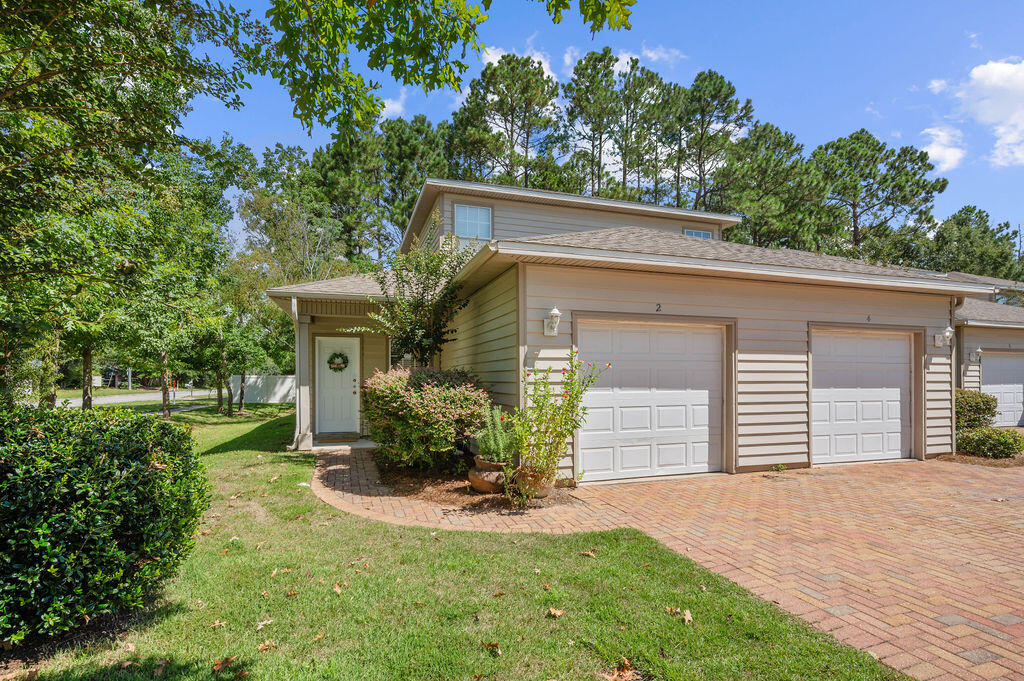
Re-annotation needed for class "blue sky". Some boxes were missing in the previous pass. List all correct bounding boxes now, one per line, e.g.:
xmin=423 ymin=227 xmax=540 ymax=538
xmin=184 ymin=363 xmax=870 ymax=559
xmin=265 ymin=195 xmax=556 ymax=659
xmin=184 ymin=0 xmax=1024 ymax=234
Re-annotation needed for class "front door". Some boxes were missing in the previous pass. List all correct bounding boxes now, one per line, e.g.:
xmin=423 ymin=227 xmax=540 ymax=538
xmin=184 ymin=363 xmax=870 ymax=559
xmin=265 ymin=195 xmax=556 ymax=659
xmin=316 ymin=336 xmax=361 ymax=434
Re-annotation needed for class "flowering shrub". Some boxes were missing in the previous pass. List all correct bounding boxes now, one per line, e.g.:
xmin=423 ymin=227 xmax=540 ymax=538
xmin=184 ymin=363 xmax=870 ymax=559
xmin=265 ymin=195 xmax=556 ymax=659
xmin=362 ymin=367 xmax=490 ymax=469
xmin=0 ymin=406 xmax=208 ymax=645
xmin=957 ymin=426 xmax=1024 ymax=459
xmin=506 ymin=350 xmax=604 ymax=505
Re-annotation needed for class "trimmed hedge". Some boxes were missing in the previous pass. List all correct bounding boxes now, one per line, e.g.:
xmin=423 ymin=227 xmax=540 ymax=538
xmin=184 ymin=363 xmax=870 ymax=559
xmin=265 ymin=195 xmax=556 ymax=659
xmin=362 ymin=367 xmax=490 ymax=469
xmin=0 ymin=407 xmax=209 ymax=645
xmin=957 ymin=426 xmax=1024 ymax=459
xmin=955 ymin=388 xmax=998 ymax=431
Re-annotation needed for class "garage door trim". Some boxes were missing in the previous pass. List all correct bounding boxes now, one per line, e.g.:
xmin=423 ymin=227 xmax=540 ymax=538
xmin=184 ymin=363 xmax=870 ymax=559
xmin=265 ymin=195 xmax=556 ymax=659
xmin=808 ymin=323 xmax=926 ymax=466
xmin=571 ymin=311 xmax=737 ymax=479
xmin=978 ymin=349 xmax=1024 ymax=427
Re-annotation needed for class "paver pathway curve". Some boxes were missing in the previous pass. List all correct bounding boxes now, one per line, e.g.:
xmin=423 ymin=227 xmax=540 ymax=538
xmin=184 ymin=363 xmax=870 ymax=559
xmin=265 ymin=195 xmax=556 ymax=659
xmin=313 ymin=447 xmax=1024 ymax=681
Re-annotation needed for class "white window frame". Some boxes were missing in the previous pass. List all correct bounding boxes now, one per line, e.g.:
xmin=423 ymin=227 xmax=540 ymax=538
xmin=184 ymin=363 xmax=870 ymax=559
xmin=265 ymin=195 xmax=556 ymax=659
xmin=684 ymin=228 xmax=713 ymax=239
xmin=454 ymin=204 xmax=492 ymax=241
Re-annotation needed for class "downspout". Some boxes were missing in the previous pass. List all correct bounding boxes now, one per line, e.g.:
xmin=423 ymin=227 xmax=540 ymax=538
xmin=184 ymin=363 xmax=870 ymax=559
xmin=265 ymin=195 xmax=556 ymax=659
xmin=290 ymin=296 xmax=301 ymax=448
xmin=951 ymin=295 xmax=965 ymax=448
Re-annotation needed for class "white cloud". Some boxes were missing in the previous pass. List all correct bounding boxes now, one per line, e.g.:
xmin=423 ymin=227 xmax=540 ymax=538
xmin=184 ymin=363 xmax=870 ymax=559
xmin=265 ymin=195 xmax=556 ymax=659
xmin=614 ymin=50 xmax=639 ymax=75
xmin=928 ymin=78 xmax=948 ymax=94
xmin=640 ymin=42 xmax=686 ymax=66
xmin=480 ymin=40 xmax=557 ymax=82
xmin=482 ymin=45 xmax=507 ymax=67
xmin=955 ymin=58 xmax=1024 ymax=166
xmin=381 ymin=88 xmax=407 ymax=118
xmin=563 ymin=46 xmax=581 ymax=75
xmin=865 ymin=102 xmax=883 ymax=118
xmin=890 ymin=130 xmax=903 ymax=139
xmin=922 ymin=125 xmax=967 ymax=171
xmin=966 ymin=31 xmax=982 ymax=49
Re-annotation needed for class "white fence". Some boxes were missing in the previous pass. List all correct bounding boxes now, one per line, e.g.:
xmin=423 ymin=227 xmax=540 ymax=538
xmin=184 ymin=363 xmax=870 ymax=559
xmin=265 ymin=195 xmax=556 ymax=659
xmin=228 ymin=374 xmax=296 ymax=404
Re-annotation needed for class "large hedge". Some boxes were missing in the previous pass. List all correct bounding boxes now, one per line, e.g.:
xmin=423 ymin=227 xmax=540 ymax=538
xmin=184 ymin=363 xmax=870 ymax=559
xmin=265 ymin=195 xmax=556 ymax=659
xmin=955 ymin=388 xmax=998 ymax=431
xmin=957 ymin=426 xmax=1024 ymax=459
xmin=0 ymin=407 xmax=209 ymax=645
xmin=362 ymin=367 xmax=490 ymax=469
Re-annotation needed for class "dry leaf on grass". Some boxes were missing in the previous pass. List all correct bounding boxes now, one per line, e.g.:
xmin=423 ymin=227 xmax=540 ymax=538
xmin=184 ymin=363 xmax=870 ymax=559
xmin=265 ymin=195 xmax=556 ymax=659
xmin=256 ymin=619 xmax=273 ymax=631
xmin=234 ymin=673 xmax=249 ymax=680
xmin=542 ymin=584 xmax=550 ymax=591
xmin=581 ymin=550 xmax=596 ymax=558
xmin=683 ymin=609 xmax=693 ymax=624
xmin=547 ymin=608 xmax=564 ymax=619
xmin=153 ymin=659 xmax=168 ymax=677
xmin=492 ymin=591 xmax=505 ymax=598
xmin=119 ymin=661 xmax=137 ymax=669
xmin=286 ymin=590 xmax=297 ymax=597
xmin=261 ymin=590 xmax=269 ymax=599
xmin=200 ymin=530 xmax=211 ymax=536
xmin=312 ymin=633 xmax=325 ymax=642
xmin=212 ymin=655 xmax=238 ymax=672
xmin=257 ymin=641 xmax=276 ymax=652
xmin=269 ymin=475 xmax=280 ymax=482
xmin=210 ymin=620 xmax=227 ymax=629
xmin=481 ymin=641 xmax=501 ymax=657
xmin=333 ymin=582 xmax=344 ymax=596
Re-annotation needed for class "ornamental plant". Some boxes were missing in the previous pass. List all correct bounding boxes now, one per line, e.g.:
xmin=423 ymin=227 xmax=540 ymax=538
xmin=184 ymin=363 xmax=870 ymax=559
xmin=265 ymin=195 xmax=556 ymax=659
xmin=0 ymin=406 xmax=209 ymax=645
xmin=955 ymin=388 xmax=998 ymax=431
xmin=506 ymin=350 xmax=604 ymax=506
xmin=957 ymin=426 xmax=1024 ymax=459
xmin=475 ymin=406 xmax=515 ymax=464
xmin=361 ymin=367 xmax=490 ymax=470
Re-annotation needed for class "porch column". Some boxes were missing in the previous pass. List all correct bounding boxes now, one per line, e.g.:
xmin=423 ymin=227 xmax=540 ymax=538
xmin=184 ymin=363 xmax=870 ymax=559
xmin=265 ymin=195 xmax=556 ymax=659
xmin=292 ymin=314 xmax=314 ymax=450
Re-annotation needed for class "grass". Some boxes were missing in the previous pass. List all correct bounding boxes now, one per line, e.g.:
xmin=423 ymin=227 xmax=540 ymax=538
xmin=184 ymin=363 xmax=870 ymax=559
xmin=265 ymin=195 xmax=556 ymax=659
xmin=95 ymin=399 xmax=219 ymax=414
xmin=54 ymin=387 xmax=158 ymax=400
xmin=27 ymin=405 xmax=906 ymax=681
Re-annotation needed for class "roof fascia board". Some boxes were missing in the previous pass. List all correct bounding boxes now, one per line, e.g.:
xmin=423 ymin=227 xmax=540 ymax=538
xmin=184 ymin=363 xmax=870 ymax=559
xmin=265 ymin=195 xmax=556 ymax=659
xmin=960 ymin=319 xmax=1024 ymax=330
xmin=495 ymin=241 xmax=995 ymax=296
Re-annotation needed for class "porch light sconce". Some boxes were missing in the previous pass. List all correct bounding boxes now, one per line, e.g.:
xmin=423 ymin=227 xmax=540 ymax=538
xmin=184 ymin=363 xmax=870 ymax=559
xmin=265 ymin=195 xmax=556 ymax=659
xmin=970 ymin=346 xmax=983 ymax=362
xmin=934 ymin=326 xmax=954 ymax=348
xmin=544 ymin=307 xmax=562 ymax=337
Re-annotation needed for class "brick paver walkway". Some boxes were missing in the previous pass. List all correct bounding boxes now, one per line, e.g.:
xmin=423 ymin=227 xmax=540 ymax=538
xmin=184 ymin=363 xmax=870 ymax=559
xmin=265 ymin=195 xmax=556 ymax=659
xmin=313 ymin=447 xmax=1024 ymax=680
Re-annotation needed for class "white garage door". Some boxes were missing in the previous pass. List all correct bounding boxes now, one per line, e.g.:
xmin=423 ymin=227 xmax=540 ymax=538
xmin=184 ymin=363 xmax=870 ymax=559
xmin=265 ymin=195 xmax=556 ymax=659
xmin=811 ymin=330 xmax=912 ymax=463
xmin=578 ymin=321 xmax=723 ymax=482
xmin=981 ymin=353 xmax=1024 ymax=427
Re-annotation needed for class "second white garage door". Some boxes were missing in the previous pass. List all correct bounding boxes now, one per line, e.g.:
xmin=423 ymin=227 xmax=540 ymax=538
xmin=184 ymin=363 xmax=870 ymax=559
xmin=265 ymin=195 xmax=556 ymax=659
xmin=578 ymin=321 xmax=723 ymax=482
xmin=811 ymin=330 xmax=912 ymax=463
xmin=981 ymin=353 xmax=1024 ymax=427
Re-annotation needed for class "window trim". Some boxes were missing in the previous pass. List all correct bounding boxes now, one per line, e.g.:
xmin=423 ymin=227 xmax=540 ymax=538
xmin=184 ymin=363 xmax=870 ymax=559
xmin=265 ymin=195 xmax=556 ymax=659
xmin=453 ymin=203 xmax=493 ymax=241
xmin=684 ymin=228 xmax=713 ymax=239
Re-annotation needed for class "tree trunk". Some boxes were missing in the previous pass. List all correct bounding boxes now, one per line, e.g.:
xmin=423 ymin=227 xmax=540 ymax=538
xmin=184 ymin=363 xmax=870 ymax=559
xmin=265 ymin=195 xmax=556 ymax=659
xmin=219 ymin=340 xmax=228 ymax=413
xmin=81 ymin=345 xmax=93 ymax=409
xmin=216 ymin=368 xmax=224 ymax=412
xmin=238 ymin=370 xmax=246 ymax=413
xmin=226 ymin=380 xmax=234 ymax=417
xmin=159 ymin=351 xmax=171 ymax=419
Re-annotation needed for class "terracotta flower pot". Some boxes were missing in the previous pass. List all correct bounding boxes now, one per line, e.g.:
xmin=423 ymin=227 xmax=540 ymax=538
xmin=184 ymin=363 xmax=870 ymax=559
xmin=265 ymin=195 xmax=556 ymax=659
xmin=512 ymin=468 xmax=554 ymax=499
xmin=468 ymin=455 xmax=506 ymax=493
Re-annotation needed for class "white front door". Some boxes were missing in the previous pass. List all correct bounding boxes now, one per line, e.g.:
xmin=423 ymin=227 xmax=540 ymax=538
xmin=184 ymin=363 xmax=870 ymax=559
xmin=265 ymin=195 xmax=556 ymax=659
xmin=811 ymin=330 xmax=912 ymax=463
xmin=578 ymin=321 xmax=723 ymax=481
xmin=981 ymin=353 xmax=1024 ymax=427
xmin=316 ymin=337 xmax=361 ymax=433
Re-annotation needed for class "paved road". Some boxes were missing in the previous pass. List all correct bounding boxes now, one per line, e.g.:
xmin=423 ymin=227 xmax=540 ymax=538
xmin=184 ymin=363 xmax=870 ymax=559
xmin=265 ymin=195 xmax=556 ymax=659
xmin=61 ymin=389 xmax=216 ymax=407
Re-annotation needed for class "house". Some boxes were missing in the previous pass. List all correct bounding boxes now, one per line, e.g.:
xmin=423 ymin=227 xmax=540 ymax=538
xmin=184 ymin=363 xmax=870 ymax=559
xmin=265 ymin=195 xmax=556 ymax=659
xmin=951 ymin=272 xmax=1024 ymax=427
xmin=268 ymin=179 xmax=1007 ymax=481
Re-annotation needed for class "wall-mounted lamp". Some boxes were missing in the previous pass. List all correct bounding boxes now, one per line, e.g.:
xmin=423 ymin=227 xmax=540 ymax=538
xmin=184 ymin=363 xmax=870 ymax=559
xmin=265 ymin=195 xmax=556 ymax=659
xmin=970 ymin=346 xmax=983 ymax=362
xmin=544 ymin=307 xmax=562 ymax=337
xmin=934 ymin=325 xmax=954 ymax=348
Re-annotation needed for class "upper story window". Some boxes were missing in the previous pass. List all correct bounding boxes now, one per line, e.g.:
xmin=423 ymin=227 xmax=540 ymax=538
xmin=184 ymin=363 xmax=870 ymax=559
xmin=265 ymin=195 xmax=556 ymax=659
xmin=454 ymin=204 xmax=492 ymax=241
xmin=684 ymin=228 xmax=712 ymax=239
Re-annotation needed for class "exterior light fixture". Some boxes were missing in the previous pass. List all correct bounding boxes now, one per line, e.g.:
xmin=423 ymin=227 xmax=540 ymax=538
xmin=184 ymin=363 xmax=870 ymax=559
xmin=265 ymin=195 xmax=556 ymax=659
xmin=544 ymin=307 xmax=562 ymax=337
xmin=934 ymin=325 xmax=955 ymax=348
xmin=970 ymin=346 xmax=983 ymax=362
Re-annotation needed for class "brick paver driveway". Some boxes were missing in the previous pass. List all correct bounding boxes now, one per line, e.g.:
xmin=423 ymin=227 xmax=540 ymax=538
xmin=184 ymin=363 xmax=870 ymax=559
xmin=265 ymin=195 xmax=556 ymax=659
xmin=315 ymin=451 xmax=1024 ymax=680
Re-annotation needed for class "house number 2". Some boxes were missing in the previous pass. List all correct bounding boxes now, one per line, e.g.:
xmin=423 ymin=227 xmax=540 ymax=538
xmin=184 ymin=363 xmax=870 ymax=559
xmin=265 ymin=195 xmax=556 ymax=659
xmin=656 ymin=304 xmax=662 ymax=312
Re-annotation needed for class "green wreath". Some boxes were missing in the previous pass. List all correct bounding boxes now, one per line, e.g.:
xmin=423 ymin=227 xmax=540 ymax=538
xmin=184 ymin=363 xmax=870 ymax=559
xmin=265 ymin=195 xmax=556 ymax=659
xmin=327 ymin=351 xmax=350 ymax=372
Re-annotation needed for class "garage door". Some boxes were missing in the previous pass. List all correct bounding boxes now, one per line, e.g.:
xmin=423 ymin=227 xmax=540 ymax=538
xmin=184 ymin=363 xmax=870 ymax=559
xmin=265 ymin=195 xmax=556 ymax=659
xmin=578 ymin=321 xmax=723 ymax=481
xmin=981 ymin=353 xmax=1024 ymax=427
xmin=811 ymin=330 xmax=912 ymax=463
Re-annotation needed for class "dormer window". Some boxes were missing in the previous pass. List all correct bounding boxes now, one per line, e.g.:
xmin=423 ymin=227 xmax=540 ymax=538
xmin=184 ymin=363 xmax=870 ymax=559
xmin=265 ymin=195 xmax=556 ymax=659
xmin=454 ymin=204 xmax=492 ymax=241
xmin=684 ymin=228 xmax=712 ymax=239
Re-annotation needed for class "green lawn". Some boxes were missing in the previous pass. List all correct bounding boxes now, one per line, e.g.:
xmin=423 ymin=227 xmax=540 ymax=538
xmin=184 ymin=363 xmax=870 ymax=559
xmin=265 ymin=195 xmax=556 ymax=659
xmin=95 ymin=399 xmax=218 ymax=414
xmin=33 ymin=406 xmax=905 ymax=681
xmin=54 ymin=387 xmax=158 ymax=400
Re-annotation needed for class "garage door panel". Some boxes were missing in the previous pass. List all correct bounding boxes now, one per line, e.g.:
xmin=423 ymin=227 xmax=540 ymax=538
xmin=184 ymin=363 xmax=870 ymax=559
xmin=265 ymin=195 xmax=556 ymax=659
xmin=812 ymin=330 xmax=912 ymax=463
xmin=579 ymin=321 xmax=723 ymax=481
xmin=981 ymin=354 xmax=1024 ymax=427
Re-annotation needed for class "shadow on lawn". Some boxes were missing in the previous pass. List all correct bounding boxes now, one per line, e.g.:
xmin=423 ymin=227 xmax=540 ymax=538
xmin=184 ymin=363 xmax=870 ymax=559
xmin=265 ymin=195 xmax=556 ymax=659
xmin=202 ymin=415 xmax=295 ymax=456
xmin=38 ymin=654 xmax=253 ymax=681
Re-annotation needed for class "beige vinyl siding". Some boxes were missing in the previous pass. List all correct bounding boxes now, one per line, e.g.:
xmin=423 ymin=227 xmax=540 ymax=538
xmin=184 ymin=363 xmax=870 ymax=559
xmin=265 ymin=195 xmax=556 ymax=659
xmin=522 ymin=263 xmax=956 ymax=475
xmin=435 ymin=194 xmax=722 ymax=243
xmin=960 ymin=326 xmax=1024 ymax=391
xmin=441 ymin=265 xmax=519 ymax=406
xmin=306 ymin=315 xmax=389 ymax=435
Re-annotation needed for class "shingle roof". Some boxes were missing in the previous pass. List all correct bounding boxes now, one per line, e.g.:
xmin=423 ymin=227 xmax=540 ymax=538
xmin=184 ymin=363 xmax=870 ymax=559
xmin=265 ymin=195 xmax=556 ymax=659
xmin=506 ymin=227 xmax=955 ymax=283
xmin=957 ymin=297 xmax=1024 ymax=325
xmin=946 ymin=271 xmax=1024 ymax=291
xmin=266 ymin=273 xmax=383 ymax=298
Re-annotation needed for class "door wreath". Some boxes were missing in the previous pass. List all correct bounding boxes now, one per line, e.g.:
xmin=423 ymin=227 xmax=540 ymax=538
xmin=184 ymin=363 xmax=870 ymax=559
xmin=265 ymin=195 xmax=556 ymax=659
xmin=327 ymin=351 xmax=350 ymax=372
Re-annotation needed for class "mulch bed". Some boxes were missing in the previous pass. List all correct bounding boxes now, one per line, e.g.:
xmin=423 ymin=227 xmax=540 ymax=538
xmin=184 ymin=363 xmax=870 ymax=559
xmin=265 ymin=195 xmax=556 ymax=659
xmin=936 ymin=453 xmax=1024 ymax=468
xmin=375 ymin=459 xmax=582 ymax=511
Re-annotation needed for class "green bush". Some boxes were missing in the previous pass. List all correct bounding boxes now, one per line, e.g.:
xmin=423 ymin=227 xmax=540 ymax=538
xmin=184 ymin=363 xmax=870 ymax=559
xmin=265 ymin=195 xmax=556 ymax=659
xmin=475 ymin=406 xmax=514 ymax=464
xmin=0 ymin=406 xmax=209 ymax=645
xmin=956 ymin=426 xmax=1024 ymax=459
xmin=955 ymin=388 xmax=998 ymax=431
xmin=362 ymin=367 xmax=490 ymax=469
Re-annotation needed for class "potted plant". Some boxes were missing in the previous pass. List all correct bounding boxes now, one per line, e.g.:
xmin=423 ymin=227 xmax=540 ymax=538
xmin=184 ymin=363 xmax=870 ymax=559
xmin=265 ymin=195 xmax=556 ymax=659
xmin=468 ymin=407 xmax=515 ymax=493
xmin=506 ymin=349 xmax=604 ymax=505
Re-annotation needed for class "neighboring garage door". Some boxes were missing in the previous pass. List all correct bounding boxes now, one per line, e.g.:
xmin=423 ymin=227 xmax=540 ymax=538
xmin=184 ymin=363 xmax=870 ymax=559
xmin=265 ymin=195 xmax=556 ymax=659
xmin=578 ymin=320 xmax=723 ymax=482
xmin=981 ymin=353 xmax=1024 ymax=426
xmin=811 ymin=330 xmax=912 ymax=463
